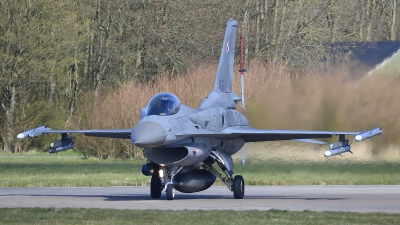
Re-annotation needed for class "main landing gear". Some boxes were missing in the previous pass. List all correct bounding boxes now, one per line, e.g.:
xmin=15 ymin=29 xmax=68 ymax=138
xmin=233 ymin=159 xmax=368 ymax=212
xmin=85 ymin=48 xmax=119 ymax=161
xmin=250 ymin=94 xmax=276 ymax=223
xmin=148 ymin=149 xmax=244 ymax=200
xmin=232 ymin=175 xmax=245 ymax=199
xmin=151 ymin=165 xmax=245 ymax=200
xmin=203 ymin=150 xmax=245 ymax=199
xmin=202 ymin=165 xmax=245 ymax=199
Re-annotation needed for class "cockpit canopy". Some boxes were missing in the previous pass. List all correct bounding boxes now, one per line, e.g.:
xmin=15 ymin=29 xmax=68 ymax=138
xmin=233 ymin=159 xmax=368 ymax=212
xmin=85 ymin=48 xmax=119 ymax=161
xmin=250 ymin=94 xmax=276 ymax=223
xmin=146 ymin=92 xmax=181 ymax=116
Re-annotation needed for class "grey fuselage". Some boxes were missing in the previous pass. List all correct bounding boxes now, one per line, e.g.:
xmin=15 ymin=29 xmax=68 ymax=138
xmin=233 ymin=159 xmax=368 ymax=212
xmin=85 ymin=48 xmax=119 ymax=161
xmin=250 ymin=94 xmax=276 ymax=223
xmin=130 ymin=19 xmax=245 ymax=167
xmin=132 ymin=94 xmax=247 ymax=167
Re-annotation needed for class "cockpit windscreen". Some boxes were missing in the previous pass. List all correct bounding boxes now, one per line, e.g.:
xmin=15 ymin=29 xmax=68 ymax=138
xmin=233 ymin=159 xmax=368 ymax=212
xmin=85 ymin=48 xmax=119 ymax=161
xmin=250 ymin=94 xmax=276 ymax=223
xmin=146 ymin=92 xmax=181 ymax=116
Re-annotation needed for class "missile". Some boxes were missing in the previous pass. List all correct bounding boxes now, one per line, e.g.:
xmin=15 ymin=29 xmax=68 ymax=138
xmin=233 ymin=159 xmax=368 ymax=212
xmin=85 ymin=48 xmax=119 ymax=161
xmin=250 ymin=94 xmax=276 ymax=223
xmin=16 ymin=131 xmax=32 ymax=140
xmin=48 ymin=143 xmax=74 ymax=154
xmin=17 ymin=126 xmax=51 ymax=140
xmin=324 ymin=145 xmax=352 ymax=157
xmin=354 ymin=128 xmax=382 ymax=141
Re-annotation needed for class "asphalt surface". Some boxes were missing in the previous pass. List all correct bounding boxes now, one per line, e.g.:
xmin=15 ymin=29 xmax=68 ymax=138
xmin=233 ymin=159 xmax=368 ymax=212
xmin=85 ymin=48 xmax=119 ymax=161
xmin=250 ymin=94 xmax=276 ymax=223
xmin=1 ymin=186 xmax=400 ymax=213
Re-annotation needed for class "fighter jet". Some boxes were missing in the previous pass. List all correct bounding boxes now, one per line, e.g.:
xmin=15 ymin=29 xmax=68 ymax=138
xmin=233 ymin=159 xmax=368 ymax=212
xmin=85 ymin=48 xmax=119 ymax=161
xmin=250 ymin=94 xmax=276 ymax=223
xmin=17 ymin=19 xmax=383 ymax=200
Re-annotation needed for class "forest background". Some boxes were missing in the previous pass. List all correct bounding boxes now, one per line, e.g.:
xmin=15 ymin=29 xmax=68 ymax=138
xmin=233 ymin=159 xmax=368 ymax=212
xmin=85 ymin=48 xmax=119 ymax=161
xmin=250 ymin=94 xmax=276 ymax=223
xmin=1 ymin=0 xmax=399 ymax=159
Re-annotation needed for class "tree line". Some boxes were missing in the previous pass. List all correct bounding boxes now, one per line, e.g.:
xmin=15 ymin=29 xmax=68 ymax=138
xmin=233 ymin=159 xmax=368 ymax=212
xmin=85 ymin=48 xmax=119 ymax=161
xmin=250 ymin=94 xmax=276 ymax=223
xmin=1 ymin=0 xmax=399 ymax=153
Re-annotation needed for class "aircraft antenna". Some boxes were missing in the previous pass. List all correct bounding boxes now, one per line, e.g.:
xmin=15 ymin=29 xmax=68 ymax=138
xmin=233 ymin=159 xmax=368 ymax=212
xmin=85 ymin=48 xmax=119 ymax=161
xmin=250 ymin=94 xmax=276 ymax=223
xmin=238 ymin=35 xmax=249 ymax=109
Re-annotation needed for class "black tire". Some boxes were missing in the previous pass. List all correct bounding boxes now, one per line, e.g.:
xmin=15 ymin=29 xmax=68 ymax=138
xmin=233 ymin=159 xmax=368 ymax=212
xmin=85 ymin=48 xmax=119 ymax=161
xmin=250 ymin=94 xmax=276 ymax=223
xmin=233 ymin=175 xmax=245 ymax=199
xmin=166 ymin=183 xmax=174 ymax=200
xmin=150 ymin=174 xmax=162 ymax=198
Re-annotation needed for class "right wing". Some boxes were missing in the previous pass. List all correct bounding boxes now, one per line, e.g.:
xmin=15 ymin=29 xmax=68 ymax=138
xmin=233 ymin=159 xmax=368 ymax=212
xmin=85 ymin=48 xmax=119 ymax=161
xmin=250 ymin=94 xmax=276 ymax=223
xmin=17 ymin=126 xmax=132 ymax=140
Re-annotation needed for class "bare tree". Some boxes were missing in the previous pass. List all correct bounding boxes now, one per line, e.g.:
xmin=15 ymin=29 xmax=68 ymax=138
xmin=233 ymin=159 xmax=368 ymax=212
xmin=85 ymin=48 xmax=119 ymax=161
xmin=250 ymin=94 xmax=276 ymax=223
xmin=390 ymin=0 xmax=398 ymax=41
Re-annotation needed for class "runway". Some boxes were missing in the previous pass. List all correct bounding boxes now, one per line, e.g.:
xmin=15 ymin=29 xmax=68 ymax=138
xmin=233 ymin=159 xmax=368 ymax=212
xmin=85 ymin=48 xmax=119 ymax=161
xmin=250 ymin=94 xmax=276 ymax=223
xmin=1 ymin=186 xmax=400 ymax=213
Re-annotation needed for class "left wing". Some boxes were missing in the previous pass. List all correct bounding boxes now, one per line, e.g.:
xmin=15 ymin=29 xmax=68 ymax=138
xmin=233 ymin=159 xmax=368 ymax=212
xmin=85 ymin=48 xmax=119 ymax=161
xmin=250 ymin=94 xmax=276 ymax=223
xmin=177 ymin=125 xmax=382 ymax=143
xmin=221 ymin=126 xmax=359 ymax=142
xmin=178 ymin=126 xmax=382 ymax=157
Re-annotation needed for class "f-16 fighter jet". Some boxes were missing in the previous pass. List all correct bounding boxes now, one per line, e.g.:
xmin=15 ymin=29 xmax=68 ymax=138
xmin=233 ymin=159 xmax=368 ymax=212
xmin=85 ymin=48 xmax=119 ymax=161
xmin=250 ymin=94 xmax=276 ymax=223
xmin=17 ymin=19 xmax=383 ymax=200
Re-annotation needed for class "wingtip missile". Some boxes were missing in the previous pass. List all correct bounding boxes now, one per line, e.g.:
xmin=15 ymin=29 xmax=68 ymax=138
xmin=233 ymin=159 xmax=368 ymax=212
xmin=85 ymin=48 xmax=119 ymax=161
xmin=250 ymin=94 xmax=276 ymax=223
xmin=354 ymin=127 xmax=383 ymax=141
xmin=17 ymin=132 xmax=28 ymax=140
xmin=16 ymin=126 xmax=51 ymax=140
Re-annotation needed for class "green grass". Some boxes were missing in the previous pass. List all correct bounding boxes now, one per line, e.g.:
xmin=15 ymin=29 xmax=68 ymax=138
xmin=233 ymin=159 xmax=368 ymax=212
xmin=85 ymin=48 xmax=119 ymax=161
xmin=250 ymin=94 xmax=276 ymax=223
xmin=233 ymin=160 xmax=400 ymax=185
xmin=1 ymin=152 xmax=400 ymax=187
xmin=0 ymin=208 xmax=398 ymax=225
xmin=0 ymin=152 xmax=148 ymax=187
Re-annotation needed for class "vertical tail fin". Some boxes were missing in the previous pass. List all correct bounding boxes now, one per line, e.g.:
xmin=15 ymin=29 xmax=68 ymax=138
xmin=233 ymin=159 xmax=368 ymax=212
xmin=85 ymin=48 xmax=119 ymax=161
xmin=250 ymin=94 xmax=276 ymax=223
xmin=199 ymin=19 xmax=239 ymax=110
xmin=213 ymin=19 xmax=238 ymax=93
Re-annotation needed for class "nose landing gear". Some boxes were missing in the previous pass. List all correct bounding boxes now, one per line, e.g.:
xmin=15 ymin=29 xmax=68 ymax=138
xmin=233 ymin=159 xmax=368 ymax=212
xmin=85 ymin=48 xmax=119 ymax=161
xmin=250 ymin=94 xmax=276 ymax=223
xmin=166 ymin=184 xmax=174 ymax=200
xmin=150 ymin=173 xmax=162 ymax=198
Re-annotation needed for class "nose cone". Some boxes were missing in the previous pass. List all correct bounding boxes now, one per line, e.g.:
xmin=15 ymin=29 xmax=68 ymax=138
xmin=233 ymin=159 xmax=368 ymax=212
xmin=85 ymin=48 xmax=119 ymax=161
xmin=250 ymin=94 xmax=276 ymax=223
xmin=131 ymin=121 xmax=166 ymax=147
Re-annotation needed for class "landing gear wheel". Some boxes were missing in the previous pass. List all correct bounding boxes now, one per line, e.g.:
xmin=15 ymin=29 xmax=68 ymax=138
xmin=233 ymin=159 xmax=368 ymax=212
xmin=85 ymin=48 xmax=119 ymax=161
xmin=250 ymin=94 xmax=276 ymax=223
xmin=233 ymin=175 xmax=244 ymax=199
xmin=150 ymin=174 xmax=162 ymax=198
xmin=166 ymin=183 xmax=174 ymax=200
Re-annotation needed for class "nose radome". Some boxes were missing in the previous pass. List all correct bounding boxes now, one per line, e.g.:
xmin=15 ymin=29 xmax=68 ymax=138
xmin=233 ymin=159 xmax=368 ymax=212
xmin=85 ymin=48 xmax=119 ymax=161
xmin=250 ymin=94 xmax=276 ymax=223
xmin=131 ymin=121 xmax=166 ymax=147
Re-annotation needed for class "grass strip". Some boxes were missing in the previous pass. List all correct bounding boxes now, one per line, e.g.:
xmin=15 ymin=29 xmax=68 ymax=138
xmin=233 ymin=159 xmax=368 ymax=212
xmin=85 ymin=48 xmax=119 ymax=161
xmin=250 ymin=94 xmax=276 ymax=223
xmin=1 ymin=152 xmax=400 ymax=187
xmin=0 ymin=208 xmax=399 ymax=225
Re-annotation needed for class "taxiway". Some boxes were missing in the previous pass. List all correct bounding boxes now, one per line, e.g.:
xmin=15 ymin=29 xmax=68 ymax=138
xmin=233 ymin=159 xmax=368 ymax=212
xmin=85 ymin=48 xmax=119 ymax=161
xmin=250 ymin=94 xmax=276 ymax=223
xmin=1 ymin=186 xmax=399 ymax=213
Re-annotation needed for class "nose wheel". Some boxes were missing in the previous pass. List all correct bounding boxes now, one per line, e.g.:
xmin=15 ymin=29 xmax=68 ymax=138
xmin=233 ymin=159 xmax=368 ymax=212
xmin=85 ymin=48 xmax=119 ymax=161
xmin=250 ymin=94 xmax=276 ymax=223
xmin=150 ymin=174 xmax=162 ymax=198
xmin=233 ymin=175 xmax=244 ymax=199
xmin=166 ymin=183 xmax=174 ymax=200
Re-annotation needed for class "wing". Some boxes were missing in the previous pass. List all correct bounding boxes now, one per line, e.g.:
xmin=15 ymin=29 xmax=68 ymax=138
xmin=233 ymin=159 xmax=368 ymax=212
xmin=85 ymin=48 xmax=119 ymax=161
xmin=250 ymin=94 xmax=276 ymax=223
xmin=17 ymin=126 xmax=132 ymax=140
xmin=51 ymin=129 xmax=132 ymax=139
xmin=176 ymin=125 xmax=376 ymax=143
xmin=221 ymin=126 xmax=359 ymax=142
